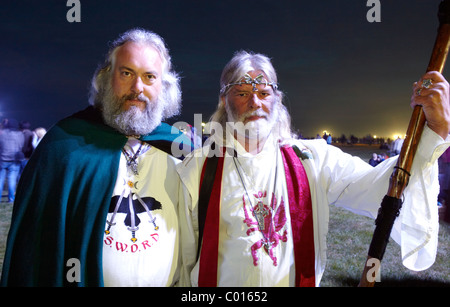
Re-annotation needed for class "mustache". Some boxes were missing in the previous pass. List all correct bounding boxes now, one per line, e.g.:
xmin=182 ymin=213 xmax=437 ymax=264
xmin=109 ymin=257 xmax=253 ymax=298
xmin=122 ymin=92 xmax=150 ymax=104
xmin=239 ymin=110 xmax=268 ymax=121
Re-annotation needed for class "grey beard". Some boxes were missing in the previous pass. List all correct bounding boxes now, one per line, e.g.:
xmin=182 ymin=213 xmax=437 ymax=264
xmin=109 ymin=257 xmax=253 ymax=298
xmin=100 ymin=86 xmax=164 ymax=136
xmin=111 ymin=104 xmax=163 ymax=136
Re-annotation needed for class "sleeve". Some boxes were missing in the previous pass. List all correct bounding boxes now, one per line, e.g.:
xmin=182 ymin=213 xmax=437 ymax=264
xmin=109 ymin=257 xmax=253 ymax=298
xmin=176 ymin=151 xmax=205 ymax=287
xmin=310 ymin=126 xmax=450 ymax=271
xmin=178 ymin=180 xmax=198 ymax=287
xmin=395 ymin=126 xmax=450 ymax=270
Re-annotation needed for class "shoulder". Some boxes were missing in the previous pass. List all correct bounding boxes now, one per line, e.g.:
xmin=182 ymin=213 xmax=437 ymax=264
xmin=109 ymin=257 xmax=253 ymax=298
xmin=36 ymin=108 xmax=126 ymax=157
xmin=284 ymin=138 xmax=329 ymax=157
xmin=176 ymin=145 xmax=213 ymax=191
xmin=57 ymin=107 xmax=122 ymax=139
xmin=284 ymin=138 xmax=358 ymax=168
xmin=141 ymin=123 xmax=194 ymax=160
xmin=152 ymin=146 xmax=183 ymax=168
xmin=177 ymin=146 xmax=209 ymax=174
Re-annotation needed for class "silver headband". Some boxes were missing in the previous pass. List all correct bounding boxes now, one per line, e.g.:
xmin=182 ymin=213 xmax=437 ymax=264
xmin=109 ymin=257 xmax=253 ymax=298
xmin=220 ymin=73 xmax=278 ymax=94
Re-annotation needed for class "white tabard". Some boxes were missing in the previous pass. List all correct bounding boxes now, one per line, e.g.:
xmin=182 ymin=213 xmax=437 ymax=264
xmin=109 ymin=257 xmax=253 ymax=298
xmin=209 ymin=136 xmax=295 ymax=286
xmin=102 ymin=138 xmax=181 ymax=287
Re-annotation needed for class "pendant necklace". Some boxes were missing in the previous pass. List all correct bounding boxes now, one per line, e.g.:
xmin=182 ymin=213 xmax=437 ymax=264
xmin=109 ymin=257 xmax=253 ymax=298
xmin=233 ymin=148 xmax=279 ymax=242
xmin=122 ymin=141 xmax=144 ymax=176
xmin=105 ymin=141 xmax=159 ymax=242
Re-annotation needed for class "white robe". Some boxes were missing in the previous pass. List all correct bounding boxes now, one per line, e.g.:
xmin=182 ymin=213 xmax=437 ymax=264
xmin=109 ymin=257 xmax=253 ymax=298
xmin=177 ymin=126 xmax=450 ymax=287
xmin=102 ymin=138 xmax=181 ymax=287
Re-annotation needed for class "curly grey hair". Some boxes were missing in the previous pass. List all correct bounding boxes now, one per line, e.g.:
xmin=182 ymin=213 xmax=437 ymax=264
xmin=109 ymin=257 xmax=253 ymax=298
xmin=88 ymin=28 xmax=181 ymax=120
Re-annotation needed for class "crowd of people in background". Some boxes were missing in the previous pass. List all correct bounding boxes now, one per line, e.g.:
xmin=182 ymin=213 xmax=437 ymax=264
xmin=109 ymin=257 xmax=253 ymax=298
xmin=0 ymin=119 xmax=46 ymax=203
xmin=368 ymin=152 xmax=388 ymax=167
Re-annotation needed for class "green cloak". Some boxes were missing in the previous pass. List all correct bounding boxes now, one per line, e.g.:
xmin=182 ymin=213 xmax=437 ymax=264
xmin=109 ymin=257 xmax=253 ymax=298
xmin=0 ymin=106 xmax=192 ymax=286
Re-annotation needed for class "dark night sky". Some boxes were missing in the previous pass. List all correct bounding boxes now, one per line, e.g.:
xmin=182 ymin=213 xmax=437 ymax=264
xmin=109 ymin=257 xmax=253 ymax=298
xmin=0 ymin=0 xmax=448 ymax=138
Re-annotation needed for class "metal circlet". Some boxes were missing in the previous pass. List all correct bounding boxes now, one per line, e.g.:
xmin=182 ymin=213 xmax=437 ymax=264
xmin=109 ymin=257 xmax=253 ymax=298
xmin=220 ymin=73 xmax=278 ymax=94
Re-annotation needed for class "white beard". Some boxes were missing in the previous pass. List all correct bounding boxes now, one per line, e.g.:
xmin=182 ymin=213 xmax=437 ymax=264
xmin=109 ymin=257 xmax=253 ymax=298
xmin=225 ymin=102 xmax=278 ymax=143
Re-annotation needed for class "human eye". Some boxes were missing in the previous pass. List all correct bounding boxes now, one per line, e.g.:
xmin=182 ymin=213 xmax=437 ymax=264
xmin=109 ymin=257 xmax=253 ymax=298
xmin=120 ymin=69 xmax=133 ymax=78
xmin=260 ymin=89 xmax=274 ymax=98
xmin=144 ymin=74 xmax=157 ymax=83
xmin=257 ymin=91 xmax=269 ymax=99
xmin=235 ymin=91 xmax=248 ymax=97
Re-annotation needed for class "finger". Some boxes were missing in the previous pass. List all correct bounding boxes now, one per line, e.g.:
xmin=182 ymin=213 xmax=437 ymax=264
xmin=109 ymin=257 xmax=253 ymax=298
xmin=414 ymin=78 xmax=447 ymax=94
xmin=415 ymin=87 xmax=445 ymax=102
xmin=413 ymin=71 xmax=446 ymax=92
xmin=417 ymin=84 xmax=445 ymax=96
xmin=420 ymin=71 xmax=446 ymax=83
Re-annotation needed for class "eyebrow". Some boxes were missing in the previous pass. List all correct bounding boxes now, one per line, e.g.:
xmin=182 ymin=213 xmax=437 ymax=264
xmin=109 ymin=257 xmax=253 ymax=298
xmin=118 ymin=65 xmax=159 ymax=77
xmin=233 ymin=85 xmax=273 ymax=92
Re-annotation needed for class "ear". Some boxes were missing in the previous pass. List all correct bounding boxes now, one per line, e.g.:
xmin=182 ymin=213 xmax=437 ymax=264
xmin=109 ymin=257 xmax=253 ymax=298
xmin=220 ymin=95 xmax=227 ymax=107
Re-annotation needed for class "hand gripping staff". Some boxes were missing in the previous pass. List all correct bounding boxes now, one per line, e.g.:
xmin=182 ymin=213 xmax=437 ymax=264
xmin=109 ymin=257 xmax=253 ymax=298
xmin=359 ymin=0 xmax=450 ymax=287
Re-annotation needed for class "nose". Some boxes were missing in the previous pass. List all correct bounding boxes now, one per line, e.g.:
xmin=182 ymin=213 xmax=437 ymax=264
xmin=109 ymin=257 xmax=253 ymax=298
xmin=131 ymin=76 xmax=144 ymax=94
xmin=249 ymin=93 xmax=262 ymax=109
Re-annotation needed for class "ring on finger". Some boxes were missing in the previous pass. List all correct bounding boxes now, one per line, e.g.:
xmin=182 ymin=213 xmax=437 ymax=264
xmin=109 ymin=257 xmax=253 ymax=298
xmin=422 ymin=79 xmax=433 ymax=89
xmin=416 ymin=88 xmax=423 ymax=96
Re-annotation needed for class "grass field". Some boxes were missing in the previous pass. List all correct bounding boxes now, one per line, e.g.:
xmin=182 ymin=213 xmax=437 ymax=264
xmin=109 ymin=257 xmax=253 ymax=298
xmin=322 ymin=204 xmax=450 ymax=287
xmin=0 ymin=143 xmax=448 ymax=286
xmin=0 ymin=199 xmax=12 ymax=281
xmin=322 ymin=144 xmax=450 ymax=287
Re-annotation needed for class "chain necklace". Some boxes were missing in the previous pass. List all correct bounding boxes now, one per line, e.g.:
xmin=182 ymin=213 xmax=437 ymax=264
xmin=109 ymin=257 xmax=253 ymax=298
xmin=122 ymin=141 xmax=144 ymax=176
xmin=111 ymin=141 xmax=159 ymax=242
xmin=232 ymin=147 xmax=279 ymax=236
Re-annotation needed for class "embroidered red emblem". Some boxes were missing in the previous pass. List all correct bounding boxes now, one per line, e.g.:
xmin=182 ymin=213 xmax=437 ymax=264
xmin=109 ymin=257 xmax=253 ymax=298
xmin=242 ymin=191 xmax=288 ymax=266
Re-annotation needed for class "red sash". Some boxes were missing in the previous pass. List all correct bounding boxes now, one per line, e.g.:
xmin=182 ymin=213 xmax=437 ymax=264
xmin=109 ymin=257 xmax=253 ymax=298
xmin=198 ymin=154 xmax=225 ymax=286
xmin=198 ymin=146 xmax=315 ymax=286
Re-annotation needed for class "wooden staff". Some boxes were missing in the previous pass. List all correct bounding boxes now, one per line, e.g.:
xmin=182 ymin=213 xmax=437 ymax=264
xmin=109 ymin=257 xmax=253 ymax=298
xmin=359 ymin=0 xmax=450 ymax=287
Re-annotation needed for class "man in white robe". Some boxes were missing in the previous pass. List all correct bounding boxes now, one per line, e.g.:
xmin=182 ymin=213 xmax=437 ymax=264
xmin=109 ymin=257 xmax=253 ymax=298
xmin=177 ymin=51 xmax=450 ymax=287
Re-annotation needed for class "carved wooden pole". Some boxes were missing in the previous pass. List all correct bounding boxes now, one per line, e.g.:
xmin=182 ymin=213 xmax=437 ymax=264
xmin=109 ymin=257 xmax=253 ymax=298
xmin=359 ymin=0 xmax=450 ymax=287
